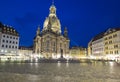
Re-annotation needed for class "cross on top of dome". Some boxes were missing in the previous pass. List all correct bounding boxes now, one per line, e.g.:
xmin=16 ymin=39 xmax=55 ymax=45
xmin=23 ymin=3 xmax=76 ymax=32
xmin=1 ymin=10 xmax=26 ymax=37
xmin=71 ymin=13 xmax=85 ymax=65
xmin=49 ymin=0 xmax=56 ymax=15
xmin=52 ymin=0 xmax=54 ymax=5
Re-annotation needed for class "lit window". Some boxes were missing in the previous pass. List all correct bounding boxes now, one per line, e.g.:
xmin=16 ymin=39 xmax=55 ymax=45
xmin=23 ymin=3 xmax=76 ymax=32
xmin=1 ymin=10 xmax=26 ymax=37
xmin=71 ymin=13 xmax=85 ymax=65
xmin=117 ymin=51 xmax=119 ymax=54
xmin=114 ymin=45 xmax=118 ymax=48
xmin=7 ymin=28 xmax=9 ymax=30
xmin=115 ymin=51 xmax=119 ymax=54
xmin=110 ymin=51 xmax=113 ymax=54
xmin=109 ymin=36 xmax=112 ymax=39
xmin=109 ymin=41 xmax=112 ymax=44
xmin=105 ymin=37 xmax=107 ymax=40
xmin=113 ymin=34 xmax=117 ymax=38
xmin=105 ymin=42 xmax=108 ymax=45
xmin=106 ymin=52 xmax=108 ymax=54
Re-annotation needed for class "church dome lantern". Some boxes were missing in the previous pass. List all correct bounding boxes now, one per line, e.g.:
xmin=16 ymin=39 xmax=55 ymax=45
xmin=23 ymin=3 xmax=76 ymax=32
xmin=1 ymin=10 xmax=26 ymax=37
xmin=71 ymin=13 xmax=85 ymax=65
xmin=50 ymin=5 xmax=56 ymax=15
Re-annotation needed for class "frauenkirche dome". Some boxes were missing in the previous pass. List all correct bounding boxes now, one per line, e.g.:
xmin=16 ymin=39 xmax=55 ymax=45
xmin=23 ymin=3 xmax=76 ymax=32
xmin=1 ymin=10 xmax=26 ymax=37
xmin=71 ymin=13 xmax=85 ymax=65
xmin=43 ymin=4 xmax=61 ymax=34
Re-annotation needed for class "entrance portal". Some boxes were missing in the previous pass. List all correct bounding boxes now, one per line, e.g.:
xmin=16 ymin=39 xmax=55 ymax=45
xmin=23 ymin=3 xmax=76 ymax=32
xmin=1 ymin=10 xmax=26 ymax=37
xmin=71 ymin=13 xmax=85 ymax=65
xmin=60 ymin=49 xmax=63 ymax=58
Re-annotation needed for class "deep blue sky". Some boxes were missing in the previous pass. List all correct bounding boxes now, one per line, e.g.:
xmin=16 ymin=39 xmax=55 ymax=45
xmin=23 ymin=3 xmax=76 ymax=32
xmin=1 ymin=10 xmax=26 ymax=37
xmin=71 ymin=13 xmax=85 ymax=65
xmin=0 ymin=0 xmax=120 ymax=47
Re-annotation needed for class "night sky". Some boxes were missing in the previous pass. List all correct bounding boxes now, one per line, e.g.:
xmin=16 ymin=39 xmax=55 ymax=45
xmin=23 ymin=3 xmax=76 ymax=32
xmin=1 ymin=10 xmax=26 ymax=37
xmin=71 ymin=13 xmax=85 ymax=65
xmin=0 ymin=0 xmax=120 ymax=47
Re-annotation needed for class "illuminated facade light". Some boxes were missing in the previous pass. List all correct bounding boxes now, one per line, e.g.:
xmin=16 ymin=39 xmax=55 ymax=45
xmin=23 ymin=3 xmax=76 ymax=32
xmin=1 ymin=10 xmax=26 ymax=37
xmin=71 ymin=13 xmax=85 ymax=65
xmin=33 ymin=3 xmax=70 ymax=59
xmin=88 ymin=28 xmax=120 ymax=60
xmin=0 ymin=22 xmax=19 ymax=56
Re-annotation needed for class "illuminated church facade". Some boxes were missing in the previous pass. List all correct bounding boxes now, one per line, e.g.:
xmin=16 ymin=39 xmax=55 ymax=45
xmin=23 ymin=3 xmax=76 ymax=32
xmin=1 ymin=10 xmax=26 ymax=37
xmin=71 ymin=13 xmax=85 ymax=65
xmin=33 ymin=4 xmax=70 ymax=59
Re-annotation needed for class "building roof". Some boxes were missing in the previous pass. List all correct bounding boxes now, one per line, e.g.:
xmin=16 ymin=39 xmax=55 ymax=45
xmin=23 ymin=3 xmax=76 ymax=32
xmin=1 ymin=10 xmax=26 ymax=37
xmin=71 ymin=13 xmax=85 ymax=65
xmin=0 ymin=22 xmax=19 ymax=36
xmin=70 ymin=46 xmax=86 ymax=50
xmin=92 ymin=27 xmax=120 ymax=42
xmin=92 ymin=32 xmax=105 ymax=41
xmin=19 ymin=46 xmax=33 ymax=50
xmin=104 ymin=28 xmax=120 ymax=35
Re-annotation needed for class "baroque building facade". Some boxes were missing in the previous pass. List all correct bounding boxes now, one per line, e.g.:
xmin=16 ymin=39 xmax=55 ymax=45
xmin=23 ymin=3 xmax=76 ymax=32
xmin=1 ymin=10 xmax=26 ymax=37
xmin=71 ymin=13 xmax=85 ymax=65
xmin=92 ymin=32 xmax=104 ymax=57
xmin=18 ymin=46 xmax=33 ymax=60
xmin=88 ymin=28 xmax=120 ymax=60
xmin=33 ymin=4 xmax=70 ymax=59
xmin=0 ymin=22 xmax=19 ymax=55
xmin=70 ymin=46 xmax=87 ymax=59
xmin=104 ymin=28 xmax=120 ymax=56
xmin=0 ymin=22 xmax=19 ymax=60
xmin=87 ymin=39 xmax=92 ymax=56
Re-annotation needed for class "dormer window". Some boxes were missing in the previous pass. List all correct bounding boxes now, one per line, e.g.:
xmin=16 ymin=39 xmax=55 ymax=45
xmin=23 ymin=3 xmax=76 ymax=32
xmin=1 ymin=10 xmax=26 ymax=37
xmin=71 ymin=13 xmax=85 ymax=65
xmin=113 ymin=29 xmax=116 ymax=32
xmin=108 ymin=30 xmax=111 ymax=33
xmin=7 ymin=28 xmax=9 ymax=30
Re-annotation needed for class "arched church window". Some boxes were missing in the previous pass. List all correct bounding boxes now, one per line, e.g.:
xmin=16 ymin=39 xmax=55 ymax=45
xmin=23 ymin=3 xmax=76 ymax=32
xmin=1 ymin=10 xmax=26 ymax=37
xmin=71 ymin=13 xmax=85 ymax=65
xmin=64 ymin=44 xmax=66 ymax=49
xmin=46 ymin=41 xmax=49 ymax=51
xmin=37 ymin=49 xmax=39 ymax=53
xmin=53 ymin=42 xmax=56 ymax=52
xmin=47 ymin=36 xmax=49 ymax=38
xmin=60 ymin=43 xmax=62 ymax=48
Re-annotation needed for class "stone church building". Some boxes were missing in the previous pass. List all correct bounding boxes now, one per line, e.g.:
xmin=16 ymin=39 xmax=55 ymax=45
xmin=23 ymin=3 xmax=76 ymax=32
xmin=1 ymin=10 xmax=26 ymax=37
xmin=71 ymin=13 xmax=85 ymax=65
xmin=33 ymin=4 xmax=70 ymax=59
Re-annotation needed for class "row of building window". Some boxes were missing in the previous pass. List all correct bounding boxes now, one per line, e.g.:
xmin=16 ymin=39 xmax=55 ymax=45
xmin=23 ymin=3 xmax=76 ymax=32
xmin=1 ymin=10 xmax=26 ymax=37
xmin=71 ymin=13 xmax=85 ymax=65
xmin=0 ymin=50 xmax=16 ymax=53
xmin=3 ymin=35 xmax=18 ymax=40
xmin=2 ymin=40 xmax=18 ymax=44
xmin=1 ymin=45 xmax=18 ymax=49
xmin=114 ymin=45 xmax=119 ymax=48
xmin=106 ymin=50 xmax=119 ymax=54
xmin=40 ymin=41 xmax=68 ymax=52
xmin=42 ymin=41 xmax=67 ymax=48
xmin=105 ymin=45 xmax=119 ymax=50
xmin=104 ymin=34 xmax=117 ymax=40
xmin=93 ymin=48 xmax=103 ymax=52
xmin=105 ymin=41 xmax=112 ymax=45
